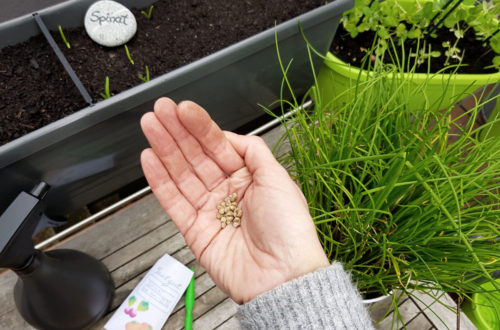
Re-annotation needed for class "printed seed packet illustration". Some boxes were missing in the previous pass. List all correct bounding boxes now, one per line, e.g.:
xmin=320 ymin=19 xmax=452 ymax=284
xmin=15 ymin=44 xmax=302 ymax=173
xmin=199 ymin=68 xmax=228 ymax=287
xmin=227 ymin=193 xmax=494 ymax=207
xmin=105 ymin=254 xmax=194 ymax=330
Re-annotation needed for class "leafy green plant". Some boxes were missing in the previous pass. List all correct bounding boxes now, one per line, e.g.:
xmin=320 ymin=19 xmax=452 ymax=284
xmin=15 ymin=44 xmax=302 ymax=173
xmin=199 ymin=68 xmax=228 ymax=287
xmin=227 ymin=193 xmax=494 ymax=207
xmin=124 ymin=44 xmax=134 ymax=65
xmin=269 ymin=39 xmax=500 ymax=319
xmin=342 ymin=0 xmax=500 ymax=69
xmin=58 ymin=25 xmax=71 ymax=49
xmin=138 ymin=65 xmax=150 ymax=82
xmin=100 ymin=76 xmax=111 ymax=99
xmin=141 ymin=5 xmax=154 ymax=20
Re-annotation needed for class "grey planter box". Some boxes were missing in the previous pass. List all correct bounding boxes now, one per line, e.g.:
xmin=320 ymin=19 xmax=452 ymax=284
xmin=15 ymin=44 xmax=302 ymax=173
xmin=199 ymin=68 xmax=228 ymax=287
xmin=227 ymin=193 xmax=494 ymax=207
xmin=0 ymin=0 xmax=353 ymax=217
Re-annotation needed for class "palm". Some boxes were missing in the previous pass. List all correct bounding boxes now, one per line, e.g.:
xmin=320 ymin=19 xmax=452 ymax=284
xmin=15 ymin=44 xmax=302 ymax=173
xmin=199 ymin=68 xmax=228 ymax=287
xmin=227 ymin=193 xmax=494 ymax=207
xmin=141 ymin=98 xmax=329 ymax=303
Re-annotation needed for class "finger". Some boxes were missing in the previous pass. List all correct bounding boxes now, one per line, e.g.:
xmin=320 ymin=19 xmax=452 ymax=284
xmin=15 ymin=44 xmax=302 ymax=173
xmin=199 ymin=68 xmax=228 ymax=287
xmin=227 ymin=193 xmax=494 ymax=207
xmin=141 ymin=112 xmax=209 ymax=209
xmin=177 ymin=101 xmax=245 ymax=174
xmin=140 ymin=148 xmax=196 ymax=235
xmin=153 ymin=98 xmax=226 ymax=190
xmin=142 ymin=148 xmax=225 ymax=260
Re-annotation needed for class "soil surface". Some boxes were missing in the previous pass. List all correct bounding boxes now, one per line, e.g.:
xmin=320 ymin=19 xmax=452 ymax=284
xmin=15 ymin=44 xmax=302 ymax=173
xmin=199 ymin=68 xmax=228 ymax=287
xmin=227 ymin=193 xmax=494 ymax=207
xmin=331 ymin=24 xmax=497 ymax=74
xmin=0 ymin=0 xmax=328 ymax=146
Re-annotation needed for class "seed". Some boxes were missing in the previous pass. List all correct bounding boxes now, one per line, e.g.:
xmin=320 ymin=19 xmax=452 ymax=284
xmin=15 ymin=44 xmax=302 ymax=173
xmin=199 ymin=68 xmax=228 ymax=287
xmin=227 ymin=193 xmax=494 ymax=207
xmin=232 ymin=221 xmax=240 ymax=228
xmin=221 ymin=221 xmax=227 ymax=229
xmin=216 ymin=193 xmax=242 ymax=229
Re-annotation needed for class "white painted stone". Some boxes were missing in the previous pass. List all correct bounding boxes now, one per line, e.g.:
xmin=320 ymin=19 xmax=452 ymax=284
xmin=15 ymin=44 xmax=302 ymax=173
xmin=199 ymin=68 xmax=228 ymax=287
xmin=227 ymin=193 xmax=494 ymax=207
xmin=84 ymin=0 xmax=137 ymax=47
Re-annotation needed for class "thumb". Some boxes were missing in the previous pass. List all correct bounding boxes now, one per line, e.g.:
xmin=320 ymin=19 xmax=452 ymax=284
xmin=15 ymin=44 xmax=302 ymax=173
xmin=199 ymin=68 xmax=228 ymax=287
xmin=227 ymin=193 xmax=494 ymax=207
xmin=223 ymin=132 xmax=285 ymax=176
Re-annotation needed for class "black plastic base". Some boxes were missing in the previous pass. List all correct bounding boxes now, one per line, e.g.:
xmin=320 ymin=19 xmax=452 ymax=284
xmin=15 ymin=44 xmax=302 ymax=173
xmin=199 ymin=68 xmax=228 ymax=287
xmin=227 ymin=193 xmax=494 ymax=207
xmin=14 ymin=249 xmax=114 ymax=330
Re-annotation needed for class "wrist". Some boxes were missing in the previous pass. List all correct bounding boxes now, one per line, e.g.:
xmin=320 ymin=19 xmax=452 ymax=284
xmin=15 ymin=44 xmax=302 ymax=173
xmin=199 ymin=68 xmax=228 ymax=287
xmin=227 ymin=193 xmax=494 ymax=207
xmin=290 ymin=254 xmax=330 ymax=280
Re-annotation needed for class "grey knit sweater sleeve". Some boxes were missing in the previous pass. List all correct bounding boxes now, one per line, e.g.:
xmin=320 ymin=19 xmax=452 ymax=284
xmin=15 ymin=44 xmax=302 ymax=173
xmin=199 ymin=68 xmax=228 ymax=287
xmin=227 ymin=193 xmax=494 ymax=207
xmin=236 ymin=263 xmax=374 ymax=329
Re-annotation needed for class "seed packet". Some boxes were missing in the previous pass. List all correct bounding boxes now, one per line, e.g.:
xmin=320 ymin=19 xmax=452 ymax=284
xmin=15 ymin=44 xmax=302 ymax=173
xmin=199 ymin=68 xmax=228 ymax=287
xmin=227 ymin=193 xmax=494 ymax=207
xmin=105 ymin=254 xmax=193 ymax=330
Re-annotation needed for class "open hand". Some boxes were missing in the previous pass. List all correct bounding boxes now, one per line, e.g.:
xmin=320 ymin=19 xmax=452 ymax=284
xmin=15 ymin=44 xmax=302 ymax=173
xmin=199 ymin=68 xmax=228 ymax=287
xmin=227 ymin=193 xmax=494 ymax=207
xmin=140 ymin=98 xmax=329 ymax=304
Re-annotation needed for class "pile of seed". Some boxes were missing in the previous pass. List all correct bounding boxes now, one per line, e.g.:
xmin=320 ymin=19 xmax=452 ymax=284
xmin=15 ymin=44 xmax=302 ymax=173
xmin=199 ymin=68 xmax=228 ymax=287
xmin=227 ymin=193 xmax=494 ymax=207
xmin=216 ymin=193 xmax=242 ymax=228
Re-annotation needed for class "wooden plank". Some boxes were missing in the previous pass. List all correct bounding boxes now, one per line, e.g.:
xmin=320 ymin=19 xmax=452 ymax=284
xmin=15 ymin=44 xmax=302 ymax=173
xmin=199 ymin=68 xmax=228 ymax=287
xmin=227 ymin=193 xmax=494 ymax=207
xmin=165 ymin=286 xmax=229 ymax=330
xmin=215 ymin=316 xmax=241 ymax=330
xmin=102 ymin=220 xmax=178 ymax=272
xmin=376 ymin=298 xmax=421 ymax=330
xmin=0 ymin=311 xmax=34 ymax=330
xmin=192 ymin=298 xmax=239 ymax=330
xmin=91 ymin=247 xmax=200 ymax=330
xmin=59 ymin=194 xmax=168 ymax=260
xmin=0 ymin=271 xmax=17 ymax=318
xmin=111 ymin=232 xmax=187 ymax=287
xmin=403 ymin=312 xmax=433 ymax=330
xmin=368 ymin=291 xmax=406 ymax=324
xmin=410 ymin=291 xmax=476 ymax=330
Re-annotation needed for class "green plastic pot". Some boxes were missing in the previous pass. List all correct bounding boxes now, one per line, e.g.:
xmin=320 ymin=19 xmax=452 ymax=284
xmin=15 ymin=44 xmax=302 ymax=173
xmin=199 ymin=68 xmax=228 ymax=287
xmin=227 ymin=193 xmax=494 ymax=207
xmin=462 ymin=279 xmax=500 ymax=330
xmin=317 ymin=52 xmax=500 ymax=138
xmin=318 ymin=52 xmax=500 ymax=110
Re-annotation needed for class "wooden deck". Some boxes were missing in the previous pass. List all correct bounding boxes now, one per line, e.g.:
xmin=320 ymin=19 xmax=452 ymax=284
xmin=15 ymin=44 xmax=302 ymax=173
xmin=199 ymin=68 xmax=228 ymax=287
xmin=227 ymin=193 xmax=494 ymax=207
xmin=0 ymin=127 xmax=477 ymax=330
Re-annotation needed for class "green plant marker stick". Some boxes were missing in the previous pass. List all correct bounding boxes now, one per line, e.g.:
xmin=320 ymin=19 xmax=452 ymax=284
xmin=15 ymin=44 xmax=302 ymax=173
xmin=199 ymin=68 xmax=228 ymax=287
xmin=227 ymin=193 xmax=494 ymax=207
xmin=184 ymin=268 xmax=195 ymax=330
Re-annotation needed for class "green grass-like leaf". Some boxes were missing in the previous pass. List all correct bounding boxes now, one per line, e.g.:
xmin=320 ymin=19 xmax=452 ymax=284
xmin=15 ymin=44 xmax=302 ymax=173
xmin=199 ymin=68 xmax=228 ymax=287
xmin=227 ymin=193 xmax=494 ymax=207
xmin=138 ymin=65 xmax=150 ymax=82
xmin=124 ymin=44 xmax=134 ymax=65
xmin=58 ymin=25 xmax=70 ymax=49
xmin=141 ymin=5 xmax=154 ymax=20
xmin=100 ymin=76 xmax=110 ymax=99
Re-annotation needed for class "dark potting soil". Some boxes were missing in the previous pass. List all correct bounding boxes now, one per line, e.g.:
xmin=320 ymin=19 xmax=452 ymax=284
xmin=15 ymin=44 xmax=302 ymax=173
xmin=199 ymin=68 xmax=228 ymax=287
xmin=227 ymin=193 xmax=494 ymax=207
xmin=331 ymin=24 xmax=497 ymax=74
xmin=0 ymin=0 xmax=328 ymax=146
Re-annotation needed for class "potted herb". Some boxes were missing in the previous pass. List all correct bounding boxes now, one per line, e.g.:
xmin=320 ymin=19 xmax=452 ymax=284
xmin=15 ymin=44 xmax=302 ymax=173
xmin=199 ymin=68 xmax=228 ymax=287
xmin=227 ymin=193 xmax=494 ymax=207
xmin=0 ymin=0 xmax=353 ymax=218
xmin=272 ymin=56 xmax=500 ymax=324
xmin=318 ymin=0 xmax=500 ymax=118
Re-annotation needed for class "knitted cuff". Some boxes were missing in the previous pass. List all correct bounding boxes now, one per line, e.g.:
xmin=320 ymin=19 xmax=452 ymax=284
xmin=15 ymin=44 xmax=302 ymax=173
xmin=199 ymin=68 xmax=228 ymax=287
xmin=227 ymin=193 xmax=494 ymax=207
xmin=236 ymin=263 xmax=373 ymax=329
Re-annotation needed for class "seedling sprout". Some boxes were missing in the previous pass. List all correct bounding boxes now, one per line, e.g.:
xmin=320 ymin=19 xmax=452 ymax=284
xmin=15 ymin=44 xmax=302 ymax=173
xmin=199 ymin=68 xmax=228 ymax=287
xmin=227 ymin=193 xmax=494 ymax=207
xmin=141 ymin=5 xmax=154 ymax=20
xmin=100 ymin=76 xmax=111 ymax=99
xmin=58 ymin=25 xmax=71 ymax=49
xmin=124 ymin=44 xmax=134 ymax=65
xmin=138 ymin=65 xmax=150 ymax=82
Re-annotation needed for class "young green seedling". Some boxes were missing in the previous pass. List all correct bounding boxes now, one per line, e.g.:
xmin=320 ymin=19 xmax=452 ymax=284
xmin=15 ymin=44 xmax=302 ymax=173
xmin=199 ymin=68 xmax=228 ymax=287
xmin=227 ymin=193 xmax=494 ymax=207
xmin=138 ymin=65 xmax=150 ymax=82
xmin=58 ymin=25 xmax=71 ymax=49
xmin=100 ymin=76 xmax=111 ymax=99
xmin=124 ymin=44 xmax=134 ymax=65
xmin=141 ymin=5 xmax=154 ymax=20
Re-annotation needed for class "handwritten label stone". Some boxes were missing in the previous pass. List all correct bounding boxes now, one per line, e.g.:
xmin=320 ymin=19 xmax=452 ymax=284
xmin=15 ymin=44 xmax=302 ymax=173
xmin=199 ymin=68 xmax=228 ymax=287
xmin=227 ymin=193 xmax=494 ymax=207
xmin=84 ymin=0 xmax=137 ymax=47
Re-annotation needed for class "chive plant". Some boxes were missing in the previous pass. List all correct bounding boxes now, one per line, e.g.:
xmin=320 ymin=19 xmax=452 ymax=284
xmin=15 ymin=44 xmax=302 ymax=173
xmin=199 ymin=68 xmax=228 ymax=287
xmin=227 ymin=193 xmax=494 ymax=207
xmin=100 ymin=76 xmax=111 ymax=99
xmin=138 ymin=65 xmax=150 ymax=82
xmin=58 ymin=25 xmax=71 ymax=49
xmin=124 ymin=44 xmax=134 ymax=65
xmin=141 ymin=5 xmax=154 ymax=20
xmin=270 ymin=37 xmax=500 ymax=320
